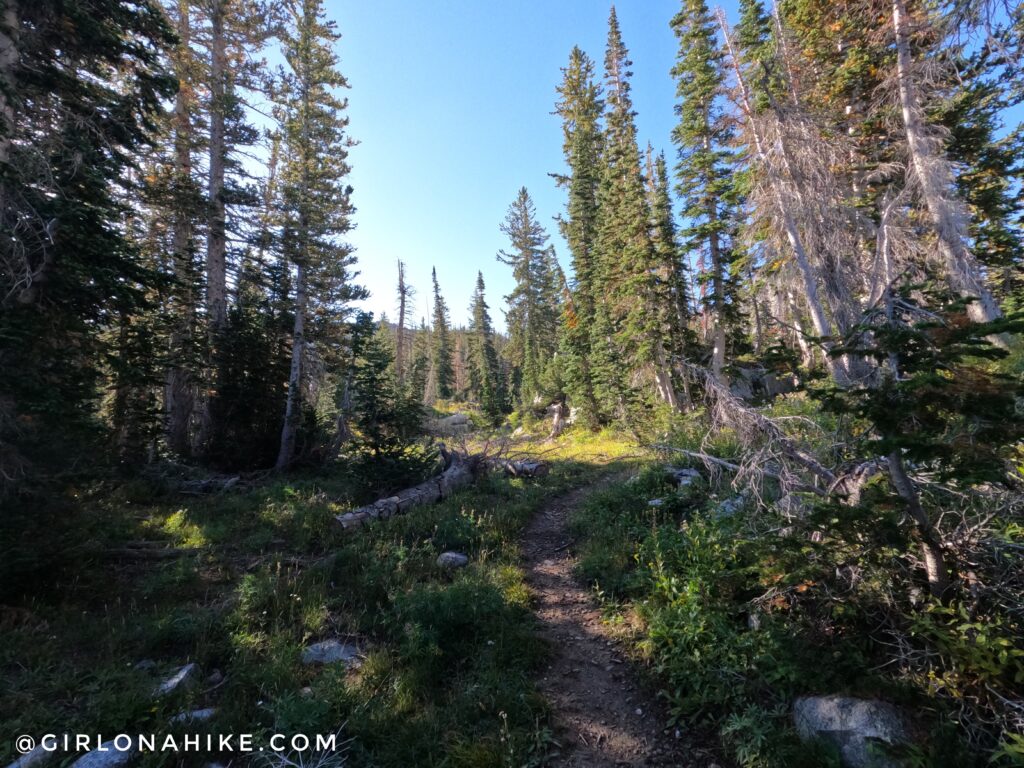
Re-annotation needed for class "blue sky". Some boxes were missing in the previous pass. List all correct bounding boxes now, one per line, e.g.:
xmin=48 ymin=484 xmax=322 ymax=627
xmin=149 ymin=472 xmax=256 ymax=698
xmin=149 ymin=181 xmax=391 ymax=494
xmin=331 ymin=0 xmax=717 ymax=330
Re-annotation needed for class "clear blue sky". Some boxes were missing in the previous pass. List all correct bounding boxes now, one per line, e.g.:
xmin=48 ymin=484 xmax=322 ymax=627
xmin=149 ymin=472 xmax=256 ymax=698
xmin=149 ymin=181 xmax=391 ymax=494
xmin=327 ymin=0 xmax=1021 ymax=331
xmin=331 ymin=0 xmax=729 ymax=330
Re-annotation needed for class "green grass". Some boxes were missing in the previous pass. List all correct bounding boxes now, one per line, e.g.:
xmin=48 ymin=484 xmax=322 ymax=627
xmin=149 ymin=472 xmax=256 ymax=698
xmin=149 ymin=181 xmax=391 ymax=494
xmin=0 ymin=429 xmax=639 ymax=768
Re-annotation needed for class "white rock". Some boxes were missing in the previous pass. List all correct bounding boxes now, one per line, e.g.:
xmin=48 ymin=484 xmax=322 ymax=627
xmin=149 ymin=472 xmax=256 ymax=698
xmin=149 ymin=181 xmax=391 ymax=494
xmin=648 ymin=498 xmax=665 ymax=508
xmin=794 ymin=695 xmax=910 ymax=768
xmin=436 ymin=551 xmax=469 ymax=569
xmin=169 ymin=707 xmax=217 ymax=725
xmin=6 ymin=744 xmax=59 ymax=768
xmin=154 ymin=663 xmax=199 ymax=698
xmin=301 ymin=639 xmax=361 ymax=667
xmin=69 ymin=740 xmax=136 ymax=768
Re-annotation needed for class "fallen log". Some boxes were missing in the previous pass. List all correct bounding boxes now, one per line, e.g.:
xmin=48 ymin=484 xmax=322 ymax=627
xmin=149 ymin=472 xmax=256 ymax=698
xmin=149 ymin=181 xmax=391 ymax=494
xmin=493 ymin=459 xmax=550 ymax=478
xmin=335 ymin=450 xmax=480 ymax=531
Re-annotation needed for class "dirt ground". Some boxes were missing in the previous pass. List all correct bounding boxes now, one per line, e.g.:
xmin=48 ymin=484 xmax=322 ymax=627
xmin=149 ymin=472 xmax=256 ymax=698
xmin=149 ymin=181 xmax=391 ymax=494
xmin=522 ymin=478 xmax=722 ymax=767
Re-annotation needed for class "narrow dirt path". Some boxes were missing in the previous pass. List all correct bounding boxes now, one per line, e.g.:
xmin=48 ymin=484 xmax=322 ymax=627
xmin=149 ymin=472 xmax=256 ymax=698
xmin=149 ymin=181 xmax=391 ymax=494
xmin=523 ymin=476 xmax=717 ymax=767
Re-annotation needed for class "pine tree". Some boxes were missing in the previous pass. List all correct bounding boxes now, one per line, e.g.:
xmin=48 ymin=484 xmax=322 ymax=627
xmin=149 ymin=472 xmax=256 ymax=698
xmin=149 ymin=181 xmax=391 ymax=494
xmin=647 ymin=148 xmax=695 ymax=405
xmin=274 ymin=0 xmax=362 ymax=469
xmin=408 ymin=317 xmax=431 ymax=405
xmin=592 ymin=7 xmax=675 ymax=417
xmin=394 ymin=259 xmax=414 ymax=386
xmin=497 ymin=187 xmax=560 ymax=409
xmin=429 ymin=267 xmax=455 ymax=401
xmin=554 ymin=46 xmax=605 ymax=427
xmin=671 ymin=0 xmax=738 ymax=381
xmin=351 ymin=321 xmax=420 ymax=457
xmin=0 ymin=0 xmax=175 ymax=492
xmin=467 ymin=272 xmax=507 ymax=422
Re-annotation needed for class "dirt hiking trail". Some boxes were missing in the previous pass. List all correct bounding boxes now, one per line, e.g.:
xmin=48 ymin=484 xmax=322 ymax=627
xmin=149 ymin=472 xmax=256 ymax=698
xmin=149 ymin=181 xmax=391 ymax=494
xmin=522 ymin=476 xmax=720 ymax=767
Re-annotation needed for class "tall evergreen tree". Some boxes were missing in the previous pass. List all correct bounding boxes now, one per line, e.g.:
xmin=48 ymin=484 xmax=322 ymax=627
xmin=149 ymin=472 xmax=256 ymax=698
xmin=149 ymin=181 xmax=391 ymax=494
xmin=646 ymin=148 xmax=695 ymax=405
xmin=554 ymin=46 xmax=605 ymax=427
xmin=274 ymin=0 xmax=362 ymax=469
xmin=497 ymin=187 xmax=560 ymax=409
xmin=0 ymin=0 xmax=175 ymax=492
xmin=592 ymin=7 xmax=677 ymax=417
xmin=467 ymin=272 xmax=507 ymax=421
xmin=428 ymin=267 xmax=455 ymax=401
xmin=408 ymin=317 xmax=431 ymax=405
xmin=671 ymin=0 xmax=739 ymax=381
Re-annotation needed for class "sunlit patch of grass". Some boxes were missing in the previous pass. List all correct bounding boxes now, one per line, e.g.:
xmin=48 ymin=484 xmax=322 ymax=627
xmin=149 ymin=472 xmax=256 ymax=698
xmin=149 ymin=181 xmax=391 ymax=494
xmin=0 ymin=432 xmax=639 ymax=767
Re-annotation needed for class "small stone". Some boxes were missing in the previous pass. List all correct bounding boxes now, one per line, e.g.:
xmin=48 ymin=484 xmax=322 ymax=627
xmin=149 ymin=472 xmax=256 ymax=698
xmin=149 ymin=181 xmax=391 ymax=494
xmin=647 ymin=498 xmax=665 ymax=508
xmin=170 ymin=708 xmax=217 ymax=725
xmin=132 ymin=659 xmax=156 ymax=672
xmin=436 ymin=551 xmax=469 ymax=569
xmin=635 ymin=708 xmax=643 ymax=716
xmin=301 ymin=639 xmax=361 ymax=667
xmin=206 ymin=669 xmax=223 ymax=685
xmin=154 ymin=663 xmax=199 ymax=698
xmin=300 ymin=686 xmax=313 ymax=697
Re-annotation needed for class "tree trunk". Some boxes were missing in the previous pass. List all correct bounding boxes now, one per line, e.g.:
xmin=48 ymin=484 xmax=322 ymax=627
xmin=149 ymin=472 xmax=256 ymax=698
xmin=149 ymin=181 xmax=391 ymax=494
xmin=891 ymin=0 xmax=1001 ymax=327
xmin=206 ymin=0 xmax=228 ymax=331
xmin=886 ymin=449 xmax=951 ymax=599
xmin=276 ymin=263 xmax=307 ymax=470
xmin=395 ymin=259 xmax=408 ymax=386
xmin=0 ymin=0 xmax=17 ymax=174
xmin=548 ymin=398 xmax=569 ymax=439
xmin=335 ymin=451 xmax=479 ymax=530
xmin=165 ymin=0 xmax=195 ymax=457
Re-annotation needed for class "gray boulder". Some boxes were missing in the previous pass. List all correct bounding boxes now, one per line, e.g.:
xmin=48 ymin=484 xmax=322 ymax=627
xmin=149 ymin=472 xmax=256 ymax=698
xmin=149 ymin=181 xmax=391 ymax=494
xmin=301 ymin=639 xmax=362 ymax=668
xmin=666 ymin=467 xmax=701 ymax=487
xmin=6 ymin=744 xmax=59 ymax=768
xmin=154 ymin=663 xmax=199 ymax=698
xmin=69 ymin=740 xmax=136 ymax=768
xmin=437 ymin=551 xmax=469 ymax=569
xmin=715 ymin=495 xmax=746 ymax=518
xmin=794 ymin=695 xmax=910 ymax=768
xmin=169 ymin=707 xmax=217 ymax=725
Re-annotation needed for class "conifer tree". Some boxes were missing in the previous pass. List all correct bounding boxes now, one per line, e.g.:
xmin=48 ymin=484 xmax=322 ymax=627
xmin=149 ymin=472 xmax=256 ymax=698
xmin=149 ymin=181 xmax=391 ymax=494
xmin=554 ymin=46 xmax=605 ymax=427
xmin=0 ymin=0 xmax=174 ymax=491
xmin=671 ymin=0 xmax=739 ymax=381
xmin=274 ymin=0 xmax=362 ymax=469
xmin=497 ymin=187 xmax=560 ymax=409
xmin=429 ymin=268 xmax=455 ymax=401
xmin=592 ymin=7 xmax=676 ymax=416
xmin=408 ymin=317 xmax=431 ymax=404
xmin=467 ymin=272 xmax=507 ymax=422
xmin=647 ymin=149 xmax=695 ymax=405
xmin=394 ymin=259 xmax=413 ymax=386
xmin=351 ymin=321 xmax=420 ymax=457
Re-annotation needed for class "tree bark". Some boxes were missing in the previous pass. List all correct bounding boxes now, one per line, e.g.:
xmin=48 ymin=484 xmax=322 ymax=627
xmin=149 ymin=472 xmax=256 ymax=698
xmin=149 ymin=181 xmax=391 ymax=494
xmin=206 ymin=0 xmax=228 ymax=331
xmin=335 ymin=451 xmax=479 ymax=530
xmin=166 ymin=0 xmax=195 ymax=457
xmin=891 ymin=0 xmax=1001 ymax=327
xmin=275 ymin=263 xmax=307 ymax=470
xmin=0 ymin=0 xmax=17 ymax=174
xmin=395 ymin=259 xmax=409 ymax=387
